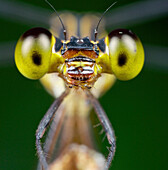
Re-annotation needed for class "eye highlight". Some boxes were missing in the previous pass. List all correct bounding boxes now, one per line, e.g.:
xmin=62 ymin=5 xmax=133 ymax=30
xmin=108 ymin=29 xmax=144 ymax=81
xmin=15 ymin=27 xmax=55 ymax=79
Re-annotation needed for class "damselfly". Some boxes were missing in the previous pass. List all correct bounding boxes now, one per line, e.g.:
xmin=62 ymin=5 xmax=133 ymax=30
xmin=14 ymin=1 xmax=144 ymax=169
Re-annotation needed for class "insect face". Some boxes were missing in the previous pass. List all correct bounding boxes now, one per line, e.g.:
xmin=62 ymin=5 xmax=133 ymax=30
xmin=59 ymin=36 xmax=101 ymax=88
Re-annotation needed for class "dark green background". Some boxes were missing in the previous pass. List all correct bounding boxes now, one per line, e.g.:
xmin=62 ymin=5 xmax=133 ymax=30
xmin=0 ymin=0 xmax=168 ymax=170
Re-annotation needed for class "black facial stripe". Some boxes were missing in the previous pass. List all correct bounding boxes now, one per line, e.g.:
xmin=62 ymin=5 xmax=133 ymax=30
xmin=71 ymin=77 xmax=90 ymax=81
xmin=65 ymin=56 xmax=95 ymax=62
xmin=68 ymin=68 xmax=93 ymax=72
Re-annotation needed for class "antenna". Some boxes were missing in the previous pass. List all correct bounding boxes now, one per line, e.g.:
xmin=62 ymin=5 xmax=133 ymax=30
xmin=45 ymin=0 xmax=67 ymax=40
xmin=94 ymin=2 xmax=117 ymax=41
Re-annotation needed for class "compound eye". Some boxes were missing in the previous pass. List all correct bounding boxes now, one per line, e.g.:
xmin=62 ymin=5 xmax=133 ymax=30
xmin=15 ymin=27 xmax=55 ymax=79
xmin=108 ymin=29 xmax=144 ymax=80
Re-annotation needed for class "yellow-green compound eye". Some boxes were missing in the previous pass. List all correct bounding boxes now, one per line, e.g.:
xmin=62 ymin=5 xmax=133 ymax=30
xmin=15 ymin=27 xmax=55 ymax=79
xmin=108 ymin=29 xmax=144 ymax=81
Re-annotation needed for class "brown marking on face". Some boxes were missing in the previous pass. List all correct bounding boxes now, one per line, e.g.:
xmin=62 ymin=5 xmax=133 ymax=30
xmin=62 ymin=50 xmax=98 ymax=59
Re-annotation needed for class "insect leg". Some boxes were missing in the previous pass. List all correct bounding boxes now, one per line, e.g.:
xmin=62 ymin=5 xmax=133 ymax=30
xmin=86 ymin=90 xmax=116 ymax=170
xmin=36 ymin=90 xmax=69 ymax=170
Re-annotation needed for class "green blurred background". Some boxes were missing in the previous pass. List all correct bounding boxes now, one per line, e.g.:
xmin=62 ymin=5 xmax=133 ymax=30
xmin=0 ymin=0 xmax=168 ymax=169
